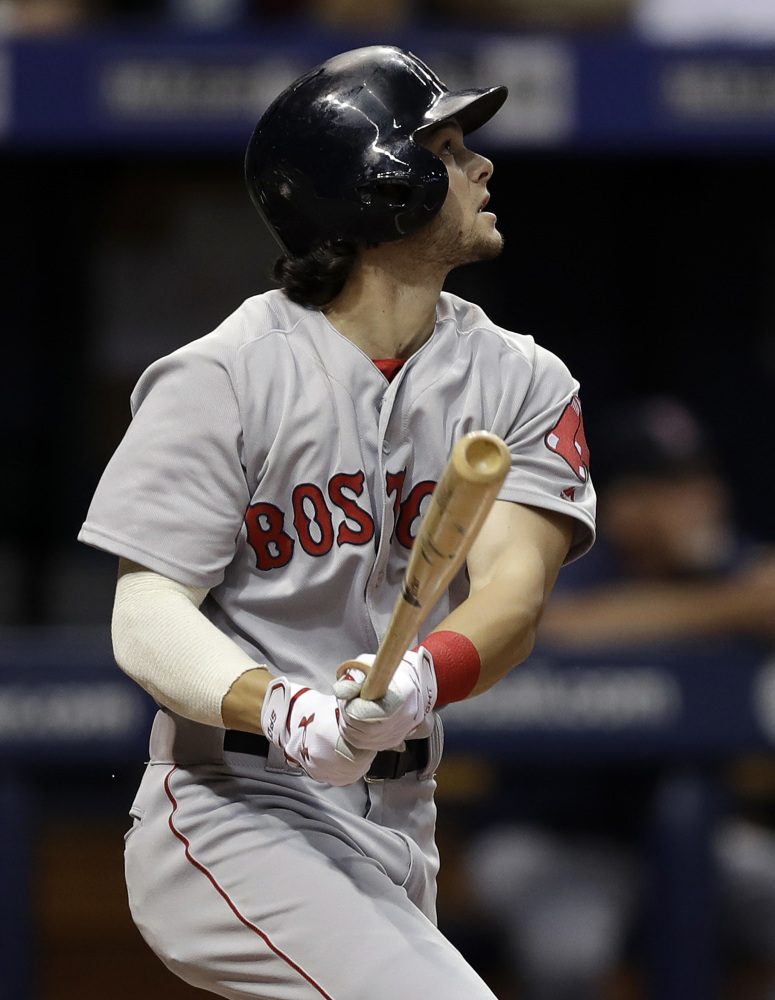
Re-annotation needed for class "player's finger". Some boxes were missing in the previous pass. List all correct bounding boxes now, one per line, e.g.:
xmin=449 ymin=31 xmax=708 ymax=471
xmin=343 ymin=689 xmax=403 ymax=722
xmin=332 ymin=667 xmax=367 ymax=701
xmin=334 ymin=735 xmax=375 ymax=763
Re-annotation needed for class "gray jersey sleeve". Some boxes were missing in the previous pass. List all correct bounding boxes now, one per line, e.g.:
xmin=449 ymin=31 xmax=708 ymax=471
xmin=497 ymin=341 xmax=595 ymax=563
xmin=78 ymin=339 xmax=249 ymax=589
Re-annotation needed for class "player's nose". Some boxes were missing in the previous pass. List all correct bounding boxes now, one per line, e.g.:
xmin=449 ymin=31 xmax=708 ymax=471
xmin=469 ymin=150 xmax=493 ymax=184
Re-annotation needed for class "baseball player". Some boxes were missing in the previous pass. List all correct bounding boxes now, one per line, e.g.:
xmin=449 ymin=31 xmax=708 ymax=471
xmin=79 ymin=45 xmax=595 ymax=999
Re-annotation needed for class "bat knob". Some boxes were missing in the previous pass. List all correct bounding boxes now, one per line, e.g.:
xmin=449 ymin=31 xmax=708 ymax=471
xmin=336 ymin=658 xmax=371 ymax=680
xmin=456 ymin=431 xmax=511 ymax=483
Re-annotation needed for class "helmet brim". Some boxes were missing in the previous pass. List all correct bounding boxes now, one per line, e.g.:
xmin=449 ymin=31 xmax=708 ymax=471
xmin=416 ymin=86 xmax=508 ymax=139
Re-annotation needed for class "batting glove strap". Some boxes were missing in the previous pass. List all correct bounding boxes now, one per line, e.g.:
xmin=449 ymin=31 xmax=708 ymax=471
xmin=333 ymin=647 xmax=438 ymax=752
xmin=260 ymin=676 xmax=375 ymax=787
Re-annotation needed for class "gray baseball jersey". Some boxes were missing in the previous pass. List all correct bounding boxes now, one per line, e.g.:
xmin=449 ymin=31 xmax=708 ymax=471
xmin=80 ymin=288 xmax=594 ymax=683
xmin=79 ymin=287 xmax=595 ymax=999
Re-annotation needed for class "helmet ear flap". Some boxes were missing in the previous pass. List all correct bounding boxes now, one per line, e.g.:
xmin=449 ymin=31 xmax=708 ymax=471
xmin=356 ymin=178 xmax=415 ymax=210
xmin=354 ymin=172 xmax=449 ymax=240
xmin=354 ymin=135 xmax=450 ymax=240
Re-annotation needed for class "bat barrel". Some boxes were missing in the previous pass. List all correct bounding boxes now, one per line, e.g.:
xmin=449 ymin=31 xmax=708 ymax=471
xmin=358 ymin=430 xmax=511 ymax=702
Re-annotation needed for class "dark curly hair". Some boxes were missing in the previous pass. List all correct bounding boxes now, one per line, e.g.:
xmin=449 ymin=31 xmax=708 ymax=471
xmin=273 ymin=242 xmax=358 ymax=308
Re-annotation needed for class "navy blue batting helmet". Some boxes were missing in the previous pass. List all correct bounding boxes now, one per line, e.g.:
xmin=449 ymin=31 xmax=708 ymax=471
xmin=245 ymin=45 xmax=507 ymax=257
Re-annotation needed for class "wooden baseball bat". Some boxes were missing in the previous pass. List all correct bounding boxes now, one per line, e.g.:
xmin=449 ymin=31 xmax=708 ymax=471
xmin=347 ymin=430 xmax=511 ymax=702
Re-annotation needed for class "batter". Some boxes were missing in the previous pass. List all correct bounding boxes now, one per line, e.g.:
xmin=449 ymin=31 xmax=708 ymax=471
xmin=79 ymin=45 xmax=596 ymax=999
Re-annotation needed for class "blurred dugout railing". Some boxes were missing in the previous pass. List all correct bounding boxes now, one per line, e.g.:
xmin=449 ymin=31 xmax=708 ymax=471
xmin=1 ymin=629 xmax=774 ymax=998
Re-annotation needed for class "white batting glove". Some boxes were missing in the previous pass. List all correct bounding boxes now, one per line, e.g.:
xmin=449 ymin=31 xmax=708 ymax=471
xmin=260 ymin=677 xmax=376 ymax=786
xmin=333 ymin=647 xmax=438 ymax=752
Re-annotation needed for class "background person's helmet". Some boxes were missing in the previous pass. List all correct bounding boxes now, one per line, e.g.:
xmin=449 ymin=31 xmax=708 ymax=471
xmin=245 ymin=45 xmax=508 ymax=257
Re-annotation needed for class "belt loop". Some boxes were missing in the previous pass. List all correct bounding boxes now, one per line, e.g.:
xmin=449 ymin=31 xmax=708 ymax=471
xmin=264 ymin=743 xmax=304 ymax=775
xmin=418 ymin=715 xmax=444 ymax=781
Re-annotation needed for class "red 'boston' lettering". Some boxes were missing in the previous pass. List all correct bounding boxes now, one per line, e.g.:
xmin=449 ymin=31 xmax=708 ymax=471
xmin=292 ymin=484 xmax=335 ymax=557
xmin=395 ymin=480 xmax=436 ymax=549
xmin=329 ymin=472 xmax=375 ymax=546
xmin=245 ymin=502 xmax=295 ymax=571
xmin=247 ymin=472 xmax=442 ymax=570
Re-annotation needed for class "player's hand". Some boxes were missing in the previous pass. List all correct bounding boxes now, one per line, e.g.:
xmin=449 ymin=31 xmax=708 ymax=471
xmin=260 ymin=677 xmax=376 ymax=786
xmin=333 ymin=647 xmax=438 ymax=752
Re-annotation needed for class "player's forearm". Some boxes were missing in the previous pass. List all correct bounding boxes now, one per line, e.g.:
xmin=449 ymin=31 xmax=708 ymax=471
xmin=432 ymin=569 xmax=547 ymax=697
xmin=427 ymin=504 xmax=574 ymax=700
xmin=113 ymin=559 xmax=272 ymax=730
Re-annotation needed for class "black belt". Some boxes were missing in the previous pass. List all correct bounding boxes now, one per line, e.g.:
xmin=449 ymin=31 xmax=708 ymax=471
xmin=223 ymin=730 xmax=430 ymax=781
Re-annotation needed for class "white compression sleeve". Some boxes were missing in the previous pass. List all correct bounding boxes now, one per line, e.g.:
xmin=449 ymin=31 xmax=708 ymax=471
xmin=112 ymin=563 xmax=267 ymax=728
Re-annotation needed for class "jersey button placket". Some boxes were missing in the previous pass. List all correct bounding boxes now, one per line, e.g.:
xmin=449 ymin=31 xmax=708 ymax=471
xmin=365 ymin=395 xmax=398 ymax=639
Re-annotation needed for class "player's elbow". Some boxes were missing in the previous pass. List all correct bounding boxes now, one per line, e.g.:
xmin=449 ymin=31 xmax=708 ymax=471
xmin=110 ymin=564 xmax=206 ymax=694
xmin=507 ymin=606 xmax=542 ymax=667
xmin=111 ymin=576 xmax=155 ymax=689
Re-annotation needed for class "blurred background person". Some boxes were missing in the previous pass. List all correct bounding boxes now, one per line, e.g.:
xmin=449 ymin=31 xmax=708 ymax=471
xmin=541 ymin=395 xmax=775 ymax=648
xmin=464 ymin=395 xmax=775 ymax=1000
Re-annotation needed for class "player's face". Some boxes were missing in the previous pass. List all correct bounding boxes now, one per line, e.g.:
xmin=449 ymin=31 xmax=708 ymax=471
xmin=416 ymin=121 xmax=503 ymax=268
xmin=603 ymin=472 xmax=732 ymax=576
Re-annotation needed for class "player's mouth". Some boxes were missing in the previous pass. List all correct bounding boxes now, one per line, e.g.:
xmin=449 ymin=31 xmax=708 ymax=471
xmin=478 ymin=195 xmax=496 ymax=221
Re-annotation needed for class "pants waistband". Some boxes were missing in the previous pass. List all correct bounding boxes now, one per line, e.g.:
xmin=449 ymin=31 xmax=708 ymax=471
xmin=147 ymin=709 xmax=443 ymax=782
xmin=223 ymin=729 xmax=430 ymax=781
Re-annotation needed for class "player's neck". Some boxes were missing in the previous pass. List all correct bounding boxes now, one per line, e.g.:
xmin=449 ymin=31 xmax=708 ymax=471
xmin=322 ymin=246 xmax=447 ymax=360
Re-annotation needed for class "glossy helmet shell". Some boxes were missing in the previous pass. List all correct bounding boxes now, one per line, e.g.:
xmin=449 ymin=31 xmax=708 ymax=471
xmin=245 ymin=45 xmax=507 ymax=256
